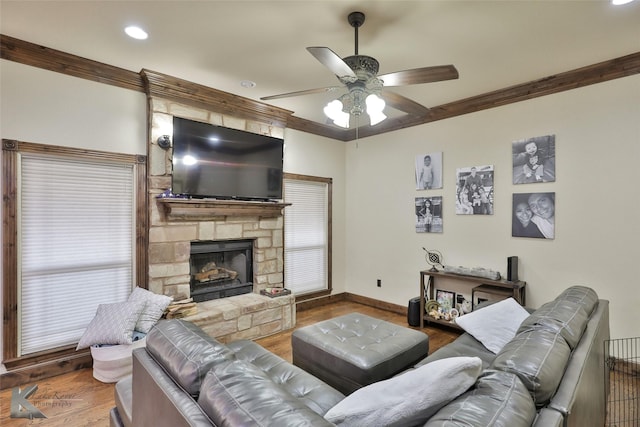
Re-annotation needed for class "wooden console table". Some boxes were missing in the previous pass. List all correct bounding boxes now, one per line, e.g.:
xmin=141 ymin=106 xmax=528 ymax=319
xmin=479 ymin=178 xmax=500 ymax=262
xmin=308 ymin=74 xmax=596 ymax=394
xmin=419 ymin=269 xmax=526 ymax=330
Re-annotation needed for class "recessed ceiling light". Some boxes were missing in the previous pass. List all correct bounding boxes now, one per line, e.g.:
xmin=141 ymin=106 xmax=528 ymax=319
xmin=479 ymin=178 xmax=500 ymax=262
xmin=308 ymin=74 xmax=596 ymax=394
xmin=612 ymin=0 xmax=636 ymax=5
xmin=125 ymin=26 xmax=148 ymax=40
xmin=240 ymin=80 xmax=256 ymax=88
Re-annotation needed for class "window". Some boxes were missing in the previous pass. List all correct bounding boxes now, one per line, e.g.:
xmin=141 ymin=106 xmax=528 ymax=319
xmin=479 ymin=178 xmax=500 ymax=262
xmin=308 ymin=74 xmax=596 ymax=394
xmin=2 ymin=140 xmax=146 ymax=363
xmin=20 ymin=155 xmax=134 ymax=354
xmin=283 ymin=174 xmax=332 ymax=299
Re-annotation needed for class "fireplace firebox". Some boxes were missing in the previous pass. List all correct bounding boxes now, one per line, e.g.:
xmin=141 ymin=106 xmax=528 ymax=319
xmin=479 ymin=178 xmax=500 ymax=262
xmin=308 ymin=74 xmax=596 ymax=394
xmin=190 ymin=239 xmax=254 ymax=302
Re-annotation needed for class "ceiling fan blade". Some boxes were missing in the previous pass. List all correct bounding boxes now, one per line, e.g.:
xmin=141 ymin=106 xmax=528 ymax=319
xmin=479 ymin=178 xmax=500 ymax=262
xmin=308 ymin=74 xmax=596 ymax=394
xmin=307 ymin=47 xmax=357 ymax=80
xmin=378 ymin=65 xmax=459 ymax=87
xmin=261 ymin=86 xmax=341 ymax=101
xmin=380 ymin=91 xmax=430 ymax=116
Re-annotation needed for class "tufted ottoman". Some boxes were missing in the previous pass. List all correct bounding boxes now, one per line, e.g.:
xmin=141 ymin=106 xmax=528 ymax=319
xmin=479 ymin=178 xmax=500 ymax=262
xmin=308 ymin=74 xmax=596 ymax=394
xmin=292 ymin=312 xmax=429 ymax=394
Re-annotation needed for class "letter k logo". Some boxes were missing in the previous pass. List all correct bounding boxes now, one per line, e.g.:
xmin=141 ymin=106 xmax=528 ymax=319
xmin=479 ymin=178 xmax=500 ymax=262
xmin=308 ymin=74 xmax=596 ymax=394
xmin=11 ymin=384 xmax=47 ymax=419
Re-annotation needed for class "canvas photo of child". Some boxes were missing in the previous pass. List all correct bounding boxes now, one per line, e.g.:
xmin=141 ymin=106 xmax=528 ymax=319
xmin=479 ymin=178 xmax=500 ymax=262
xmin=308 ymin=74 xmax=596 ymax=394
xmin=415 ymin=152 xmax=443 ymax=190
xmin=512 ymin=135 xmax=556 ymax=184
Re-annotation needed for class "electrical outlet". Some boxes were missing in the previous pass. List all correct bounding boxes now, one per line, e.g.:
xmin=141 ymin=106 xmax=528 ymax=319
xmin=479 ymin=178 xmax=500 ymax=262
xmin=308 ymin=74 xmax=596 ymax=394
xmin=377 ymin=279 xmax=381 ymax=287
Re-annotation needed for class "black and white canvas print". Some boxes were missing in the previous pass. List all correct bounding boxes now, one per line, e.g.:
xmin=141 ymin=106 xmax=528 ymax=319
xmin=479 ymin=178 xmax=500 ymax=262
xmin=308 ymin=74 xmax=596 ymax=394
xmin=512 ymin=134 xmax=556 ymax=184
xmin=512 ymin=192 xmax=555 ymax=239
xmin=455 ymin=165 xmax=494 ymax=215
xmin=415 ymin=152 xmax=443 ymax=190
xmin=415 ymin=196 xmax=443 ymax=233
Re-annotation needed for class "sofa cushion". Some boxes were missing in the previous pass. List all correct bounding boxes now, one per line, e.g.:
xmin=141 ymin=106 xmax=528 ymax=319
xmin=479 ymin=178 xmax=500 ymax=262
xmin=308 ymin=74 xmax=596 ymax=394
xmin=146 ymin=319 xmax=235 ymax=397
xmin=454 ymin=297 xmax=530 ymax=354
xmin=198 ymin=358 xmax=334 ymax=427
xmin=517 ymin=299 xmax=589 ymax=349
xmin=324 ymin=357 xmax=482 ymax=427
xmin=415 ymin=332 xmax=497 ymax=370
xmin=424 ymin=370 xmax=536 ymax=427
xmin=491 ymin=328 xmax=571 ymax=406
xmin=228 ymin=339 xmax=344 ymax=416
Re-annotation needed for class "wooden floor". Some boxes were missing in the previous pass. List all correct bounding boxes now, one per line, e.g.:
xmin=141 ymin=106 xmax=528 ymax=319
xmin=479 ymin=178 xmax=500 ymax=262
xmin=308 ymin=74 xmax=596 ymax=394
xmin=0 ymin=301 xmax=457 ymax=426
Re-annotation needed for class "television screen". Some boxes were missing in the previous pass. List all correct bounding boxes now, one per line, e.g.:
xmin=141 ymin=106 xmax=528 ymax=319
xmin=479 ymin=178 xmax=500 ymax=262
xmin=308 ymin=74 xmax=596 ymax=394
xmin=172 ymin=117 xmax=284 ymax=200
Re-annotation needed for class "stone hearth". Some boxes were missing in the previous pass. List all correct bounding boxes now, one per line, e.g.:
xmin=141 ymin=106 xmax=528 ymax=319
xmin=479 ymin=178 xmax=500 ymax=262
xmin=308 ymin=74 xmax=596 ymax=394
xmin=184 ymin=292 xmax=294 ymax=344
xmin=145 ymin=93 xmax=294 ymax=341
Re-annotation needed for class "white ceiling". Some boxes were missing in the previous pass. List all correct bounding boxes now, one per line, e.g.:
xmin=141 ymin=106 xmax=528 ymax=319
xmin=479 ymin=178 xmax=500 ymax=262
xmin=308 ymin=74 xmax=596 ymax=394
xmin=2 ymin=1 xmax=639 ymax=126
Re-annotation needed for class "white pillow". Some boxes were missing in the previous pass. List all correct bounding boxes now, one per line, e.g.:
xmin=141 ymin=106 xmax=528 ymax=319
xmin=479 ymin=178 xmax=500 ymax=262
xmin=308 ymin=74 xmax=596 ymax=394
xmin=324 ymin=357 xmax=482 ymax=427
xmin=76 ymin=301 xmax=144 ymax=350
xmin=128 ymin=287 xmax=173 ymax=333
xmin=454 ymin=297 xmax=530 ymax=354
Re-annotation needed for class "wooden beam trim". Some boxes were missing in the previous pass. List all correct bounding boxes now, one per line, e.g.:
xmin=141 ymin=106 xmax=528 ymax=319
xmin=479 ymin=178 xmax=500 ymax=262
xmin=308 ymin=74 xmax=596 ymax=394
xmin=2 ymin=141 xmax=18 ymax=361
xmin=1 ymin=34 xmax=144 ymax=92
xmin=140 ymin=69 xmax=294 ymax=127
xmin=359 ymin=51 xmax=640 ymax=139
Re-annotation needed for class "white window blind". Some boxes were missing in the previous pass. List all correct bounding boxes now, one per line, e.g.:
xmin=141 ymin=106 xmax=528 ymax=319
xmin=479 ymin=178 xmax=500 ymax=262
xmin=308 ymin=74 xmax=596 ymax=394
xmin=20 ymin=154 xmax=134 ymax=355
xmin=284 ymin=179 xmax=328 ymax=294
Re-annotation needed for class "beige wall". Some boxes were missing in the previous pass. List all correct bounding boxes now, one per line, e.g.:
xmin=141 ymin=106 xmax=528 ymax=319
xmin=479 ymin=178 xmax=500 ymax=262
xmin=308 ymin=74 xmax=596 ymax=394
xmin=1 ymin=59 xmax=638 ymax=344
xmin=344 ymin=74 xmax=640 ymax=340
xmin=0 ymin=61 xmax=147 ymax=154
xmin=281 ymin=129 xmax=348 ymax=295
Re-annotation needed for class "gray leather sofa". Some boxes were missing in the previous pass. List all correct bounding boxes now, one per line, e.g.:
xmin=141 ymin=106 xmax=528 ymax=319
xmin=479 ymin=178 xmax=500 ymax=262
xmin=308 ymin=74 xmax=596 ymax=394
xmin=110 ymin=285 xmax=609 ymax=426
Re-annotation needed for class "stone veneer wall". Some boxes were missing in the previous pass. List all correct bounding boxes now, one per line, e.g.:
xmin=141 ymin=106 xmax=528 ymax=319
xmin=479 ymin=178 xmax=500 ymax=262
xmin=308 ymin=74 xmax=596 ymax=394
xmin=146 ymin=97 xmax=294 ymax=341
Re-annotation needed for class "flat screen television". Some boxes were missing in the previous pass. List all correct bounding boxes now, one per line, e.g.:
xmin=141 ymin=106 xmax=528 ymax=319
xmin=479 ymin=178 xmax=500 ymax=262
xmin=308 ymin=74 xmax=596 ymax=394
xmin=171 ymin=117 xmax=284 ymax=201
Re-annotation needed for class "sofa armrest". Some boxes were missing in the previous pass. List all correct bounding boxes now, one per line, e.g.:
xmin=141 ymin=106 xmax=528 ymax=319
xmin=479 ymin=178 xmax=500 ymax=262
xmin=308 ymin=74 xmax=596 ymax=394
xmin=533 ymin=408 xmax=564 ymax=427
xmin=548 ymin=300 xmax=609 ymax=427
xmin=131 ymin=348 xmax=214 ymax=427
xmin=114 ymin=375 xmax=133 ymax=427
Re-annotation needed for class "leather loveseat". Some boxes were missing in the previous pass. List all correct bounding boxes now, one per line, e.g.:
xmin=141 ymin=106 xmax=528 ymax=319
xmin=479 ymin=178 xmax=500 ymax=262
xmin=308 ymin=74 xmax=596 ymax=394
xmin=110 ymin=285 xmax=609 ymax=427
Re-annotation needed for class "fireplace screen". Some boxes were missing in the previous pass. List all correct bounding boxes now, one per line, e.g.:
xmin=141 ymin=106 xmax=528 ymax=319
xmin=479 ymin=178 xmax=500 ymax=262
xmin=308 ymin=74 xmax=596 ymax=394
xmin=190 ymin=239 xmax=253 ymax=302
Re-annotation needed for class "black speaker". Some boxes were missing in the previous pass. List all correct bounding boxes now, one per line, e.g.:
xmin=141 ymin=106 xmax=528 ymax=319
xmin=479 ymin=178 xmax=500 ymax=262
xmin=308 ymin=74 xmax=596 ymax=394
xmin=507 ymin=256 xmax=519 ymax=282
xmin=408 ymin=297 xmax=421 ymax=327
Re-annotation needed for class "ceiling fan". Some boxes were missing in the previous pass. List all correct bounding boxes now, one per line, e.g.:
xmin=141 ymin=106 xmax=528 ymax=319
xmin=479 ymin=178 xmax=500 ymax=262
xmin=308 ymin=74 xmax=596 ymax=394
xmin=261 ymin=11 xmax=459 ymax=128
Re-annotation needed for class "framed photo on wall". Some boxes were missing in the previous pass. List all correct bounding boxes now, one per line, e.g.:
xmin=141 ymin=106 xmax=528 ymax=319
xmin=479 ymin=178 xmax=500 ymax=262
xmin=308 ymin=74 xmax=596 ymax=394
xmin=415 ymin=196 xmax=443 ymax=233
xmin=455 ymin=165 xmax=494 ymax=215
xmin=415 ymin=152 xmax=443 ymax=190
xmin=512 ymin=192 xmax=555 ymax=239
xmin=512 ymin=134 xmax=556 ymax=184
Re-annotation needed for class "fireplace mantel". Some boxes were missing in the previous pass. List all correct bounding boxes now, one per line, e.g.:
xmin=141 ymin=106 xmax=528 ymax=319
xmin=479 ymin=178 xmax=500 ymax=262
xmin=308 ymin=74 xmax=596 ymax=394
xmin=158 ymin=198 xmax=291 ymax=221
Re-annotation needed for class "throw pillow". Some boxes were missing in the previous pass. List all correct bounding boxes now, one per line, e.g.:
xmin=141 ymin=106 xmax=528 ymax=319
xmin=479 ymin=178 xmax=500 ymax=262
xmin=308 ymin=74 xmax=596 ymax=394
xmin=454 ymin=297 xmax=530 ymax=354
xmin=324 ymin=356 xmax=482 ymax=427
xmin=128 ymin=287 xmax=173 ymax=333
xmin=76 ymin=301 xmax=144 ymax=350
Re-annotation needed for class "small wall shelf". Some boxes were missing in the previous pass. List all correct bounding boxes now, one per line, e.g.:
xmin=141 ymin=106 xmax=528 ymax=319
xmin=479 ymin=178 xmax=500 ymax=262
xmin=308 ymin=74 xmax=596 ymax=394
xmin=157 ymin=198 xmax=291 ymax=221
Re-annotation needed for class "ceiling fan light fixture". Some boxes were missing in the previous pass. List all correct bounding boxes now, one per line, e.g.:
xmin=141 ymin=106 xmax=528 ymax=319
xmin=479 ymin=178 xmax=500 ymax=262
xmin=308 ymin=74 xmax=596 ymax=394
xmin=324 ymin=99 xmax=350 ymax=128
xmin=366 ymin=93 xmax=387 ymax=126
xmin=263 ymin=11 xmax=458 ymax=130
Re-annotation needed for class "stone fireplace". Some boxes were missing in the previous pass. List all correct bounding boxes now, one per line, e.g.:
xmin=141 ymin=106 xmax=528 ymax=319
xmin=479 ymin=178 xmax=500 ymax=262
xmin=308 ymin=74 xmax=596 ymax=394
xmin=190 ymin=239 xmax=254 ymax=302
xmin=144 ymin=79 xmax=294 ymax=342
